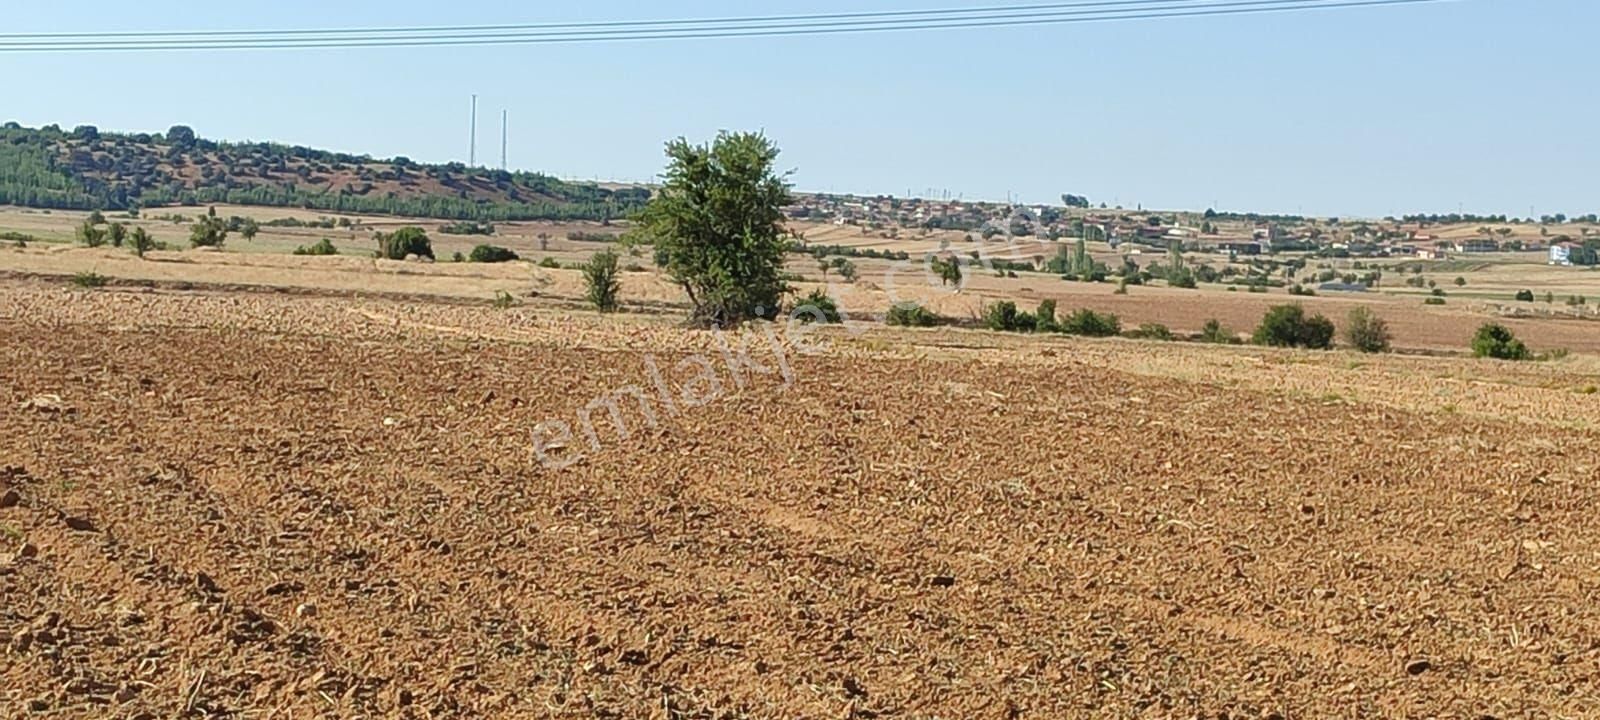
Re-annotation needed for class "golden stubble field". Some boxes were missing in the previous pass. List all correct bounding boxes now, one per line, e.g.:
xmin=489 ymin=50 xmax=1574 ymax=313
xmin=3 ymin=282 xmax=1600 ymax=718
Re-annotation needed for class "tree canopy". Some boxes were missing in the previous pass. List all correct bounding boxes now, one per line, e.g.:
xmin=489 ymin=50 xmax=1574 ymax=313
xmin=634 ymin=132 xmax=792 ymax=326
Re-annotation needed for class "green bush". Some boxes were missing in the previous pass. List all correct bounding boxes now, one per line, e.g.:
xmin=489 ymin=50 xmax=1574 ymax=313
xmin=792 ymin=289 xmax=840 ymax=324
xmin=885 ymin=302 xmax=943 ymax=327
xmin=76 ymin=220 xmax=107 ymax=247
xmin=189 ymin=209 xmax=227 ymax=248
xmin=1344 ymin=307 xmax=1391 ymax=353
xmin=1035 ymin=299 xmax=1058 ymax=332
xmin=983 ymin=301 xmax=1037 ymax=333
xmin=292 ymin=238 xmax=340 ymax=256
xmin=1472 ymin=323 xmax=1530 ymax=361
xmin=375 ymin=227 xmax=433 ymax=260
xmin=1199 ymin=318 xmax=1238 ymax=344
xmin=1059 ymin=308 xmax=1121 ymax=337
xmin=1424 ymin=297 xmax=1446 ymax=306
xmin=1514 ymin=289 xmax=1535 ymax=302
xmin=468 ymin=244 xmax=519 ymax=263
xmin=1252 ymin=304 xmax=1335 ymax=349
xmin=538 ymin=257 xmax=561 ymax=269
xmin=583 ymin=249 xmax=623 ymax=313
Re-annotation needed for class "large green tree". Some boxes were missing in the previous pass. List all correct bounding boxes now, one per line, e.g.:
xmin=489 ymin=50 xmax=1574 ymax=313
xmin=634 ymin=132 xmax=792 ymax=326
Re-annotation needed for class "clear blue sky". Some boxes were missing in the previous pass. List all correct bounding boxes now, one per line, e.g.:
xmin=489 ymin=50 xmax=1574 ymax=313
xmin=3 ymin=1 xmax=1593 ymax=218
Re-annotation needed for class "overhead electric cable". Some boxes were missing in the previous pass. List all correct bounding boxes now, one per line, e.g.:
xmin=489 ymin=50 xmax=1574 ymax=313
xmin=0 ymin=0 xmax=1453 ymax=53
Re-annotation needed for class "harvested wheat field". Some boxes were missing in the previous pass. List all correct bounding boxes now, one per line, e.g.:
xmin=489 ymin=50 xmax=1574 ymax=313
xmin=4 ymin=281 xmax=1600 ymax=718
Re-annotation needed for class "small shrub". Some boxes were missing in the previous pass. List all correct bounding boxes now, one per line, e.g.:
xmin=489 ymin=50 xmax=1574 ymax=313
xmin=1059 ymin=308 xmax=1121 ymax=337
xmin=885 ymin=302 xmax=943 ymax=327
xmin=468 ymin=244 xmax=519 ymax=263
xmin=1432 ymin=288 xmax=1447 ymax=298
xmin=1288 ymin=283 xmax=1316 ymax=297
xmin=1514 ymin=289 xmax=1535 ymax=302
xmin=375 ymin=227 xmax=432 ymax=260
xmin=292 ymin=238 xmax=340 ymax=256
xmin=1344 ymin=307 xmax=1391 ymax=353
xmin=1129 ymin=323 xmax=1174 ymax=341
xmin=1253 ymin=304 xmax=1335 ymax=349
xmin=792 ymin=289 xmax=840 ymax=324
xmin=71 ymin=271 xmax=108 ymax=288
xmin=1541 ymin=348 xmax=1571 ymax=362
xmin=984 ymin=301 xmax=1038 ymax=333
xmin=452 ymin=251 xmax=466 ymax=263
xmin=1199 ymin=318 xmax=1236 ymax=344
xmin=1454 ymin=276 xmax=1467 ymax=287
xmin=128 ymin=227 xmax=155 ymax=258
xmin=1424 ymin=297 xmax=1446 ymax=306
xmin=538 ymin=257 xmax=561 ymax=269
xmin=492 ymin=290 xmax=517 ymax=309
xmin=1472 ymin=323 xmax=1530 ymax=360
xmin=835 ymin=259 xmax=858 ymax=283
xmin=1036 ymin=299 xmax=1058 ymax=332
xmin=76 ymin=220 xmax=107 ymax=247
xmin=582 ymin=249 xmax=622 ymax=313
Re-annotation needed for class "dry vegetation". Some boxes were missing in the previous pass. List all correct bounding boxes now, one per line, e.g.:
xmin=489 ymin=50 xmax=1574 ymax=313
xmin=5 ymin=204 xmax=1600 ymax=354
xmin=3 ymin=282 xmax=1600 ymax=717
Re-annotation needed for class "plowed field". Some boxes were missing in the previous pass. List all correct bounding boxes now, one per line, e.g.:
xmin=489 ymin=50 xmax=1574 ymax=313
xmin=3 ymin=282 xmax=1600 ymax=718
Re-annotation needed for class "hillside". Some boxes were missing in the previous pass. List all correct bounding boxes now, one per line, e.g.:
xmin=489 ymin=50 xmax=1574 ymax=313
xmin=0 ymin=123 xmax=649 ymax=222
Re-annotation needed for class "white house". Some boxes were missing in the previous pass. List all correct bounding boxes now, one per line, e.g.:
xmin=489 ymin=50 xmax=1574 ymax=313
xmin=1550 ymin=242 xmax=1575 ymax=266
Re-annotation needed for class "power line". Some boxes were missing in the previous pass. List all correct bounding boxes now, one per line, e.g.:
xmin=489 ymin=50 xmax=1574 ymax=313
xmin=0 ymin=0 xmax=1453 ymax=52
xmin=0 ymin=0 xmax=1330 ymax=39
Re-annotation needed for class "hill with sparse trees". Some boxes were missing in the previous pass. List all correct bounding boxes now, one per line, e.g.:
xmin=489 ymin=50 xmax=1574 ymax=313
xmin=0 ymin=122 xmax=649 ymax=222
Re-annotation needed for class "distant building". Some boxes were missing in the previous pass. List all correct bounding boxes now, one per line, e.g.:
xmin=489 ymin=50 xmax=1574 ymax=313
xmin=1215 ymin=240 xmax=1263 ymax=255
xmin=1415 ymin=248 xmax=1446 ymax=260
xmin=1319 ymin=282 xmax=1370 ymax=293
xmin=1454 ymin=238 xmax=1500 ymax=253
xmin=1551 ymin=242 xmax=1576 ymax=266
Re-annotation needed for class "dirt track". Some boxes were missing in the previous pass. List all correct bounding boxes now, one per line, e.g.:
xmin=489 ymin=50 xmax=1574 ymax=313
xmin=4 ymin=284 xmax=1600 ymax=718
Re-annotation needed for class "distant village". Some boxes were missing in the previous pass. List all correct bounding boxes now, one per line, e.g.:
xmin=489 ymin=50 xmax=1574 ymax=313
xmin=785 ymin=192 xmax=1599 ymax=265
